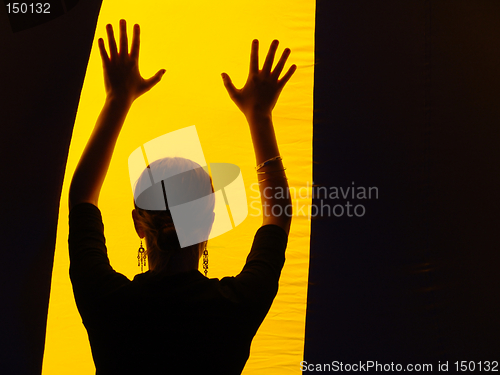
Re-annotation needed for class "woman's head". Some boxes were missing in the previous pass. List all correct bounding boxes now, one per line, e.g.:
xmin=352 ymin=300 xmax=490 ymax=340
xmin=132 ymin=157 xmax=215 ymax=273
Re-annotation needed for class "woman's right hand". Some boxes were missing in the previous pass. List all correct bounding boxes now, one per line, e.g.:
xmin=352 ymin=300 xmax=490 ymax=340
xmin=221 ymin=39 xmax=296 ymax=118
xmin=98 ymin=20 xmax=165 ymax=106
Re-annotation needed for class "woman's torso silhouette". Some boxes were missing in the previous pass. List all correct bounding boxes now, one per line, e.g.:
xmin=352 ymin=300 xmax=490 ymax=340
xmin=69 ymin=203 xmax=287 ymax=375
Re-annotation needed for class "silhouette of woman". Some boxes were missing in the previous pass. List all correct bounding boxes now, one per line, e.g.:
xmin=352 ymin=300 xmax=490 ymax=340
xmin=68 ymin=19 xmax=296 ymax=374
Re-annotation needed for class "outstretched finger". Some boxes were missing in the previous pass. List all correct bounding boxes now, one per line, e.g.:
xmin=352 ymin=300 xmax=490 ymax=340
xmin=250 ymin=39 xmax=259 ymax=75
xmin=106 ymin=24 xmax=118 ymax=60
xmin=272 ymin=48 xmax=291 ymax=80
xmin=142 ymin=69 xmax=166 ymax=93
xmin=98 ymin=38 xmax=110 ymax=66
xmin=130 ymin=24 xmax=140 ymax=61
xmin=262 ymin=40 xmax=279 ymax=75
xmin=221 ymin=73 xmax=239 ymax=100
xmin=278 ymin=64 xmax=297 ymax=89
xmin=119 ymin=19 xmax=128 ymax=57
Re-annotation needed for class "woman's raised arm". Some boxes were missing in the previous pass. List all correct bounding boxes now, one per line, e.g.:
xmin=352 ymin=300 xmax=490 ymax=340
xmin=222 ymin=39 xmax=296 ymax=235
xmin=69 ymin=19 xmax=165 ymax=210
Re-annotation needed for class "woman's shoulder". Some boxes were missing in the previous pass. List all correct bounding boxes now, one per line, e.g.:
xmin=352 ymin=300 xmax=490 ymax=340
xmin=69 ymin=202 xmax=101 ymax=217
xmin=254 ymin=224 xmax=288 ymax=241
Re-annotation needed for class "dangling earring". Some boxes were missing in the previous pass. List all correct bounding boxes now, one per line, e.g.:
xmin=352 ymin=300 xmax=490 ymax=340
xmin=202 ymin=242 xmax=208 ymax=277
xmin=137 ymin=240 xmax=146 ymax=273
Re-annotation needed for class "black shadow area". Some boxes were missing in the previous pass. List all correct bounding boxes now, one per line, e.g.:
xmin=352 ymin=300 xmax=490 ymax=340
xmin=304 ymin=0 xmax=500 ymax=370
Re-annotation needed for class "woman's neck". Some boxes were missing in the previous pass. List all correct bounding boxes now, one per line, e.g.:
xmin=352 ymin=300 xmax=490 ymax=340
xmin=148 ymin=243 xmax=202 ymax=275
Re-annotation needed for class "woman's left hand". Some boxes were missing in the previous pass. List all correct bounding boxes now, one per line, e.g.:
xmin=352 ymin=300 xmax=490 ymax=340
xmin=98 ymin=19 xmax=165 ymax=104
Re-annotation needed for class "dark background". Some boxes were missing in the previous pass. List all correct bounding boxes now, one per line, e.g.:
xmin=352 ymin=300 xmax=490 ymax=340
xmin=306 ymin=0 xmax=500 ymax=368
xmin=0 ymin=1 xmax=102 ymax=374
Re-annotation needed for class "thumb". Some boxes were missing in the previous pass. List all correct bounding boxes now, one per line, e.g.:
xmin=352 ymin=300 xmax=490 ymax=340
xmin=144 ymin=69 xmax=166 ymax=91
xmin=221 ymin=73 xmax=238 ymax=100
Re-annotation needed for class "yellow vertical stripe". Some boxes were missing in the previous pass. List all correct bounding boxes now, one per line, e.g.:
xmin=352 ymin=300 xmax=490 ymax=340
xmin=43 ymin=1 xmax=314 ymax=373
xmin=140 ymin=144 xmax=150 ymax=167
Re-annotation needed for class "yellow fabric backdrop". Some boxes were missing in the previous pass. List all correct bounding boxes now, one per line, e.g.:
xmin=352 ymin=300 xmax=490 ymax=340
xmin=43 ymin=1 xmax=314 ymax=373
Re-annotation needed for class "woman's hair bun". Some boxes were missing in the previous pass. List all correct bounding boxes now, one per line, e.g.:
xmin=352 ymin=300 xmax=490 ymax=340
xmin=157 ymin=218 xmax=181 ymax=251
